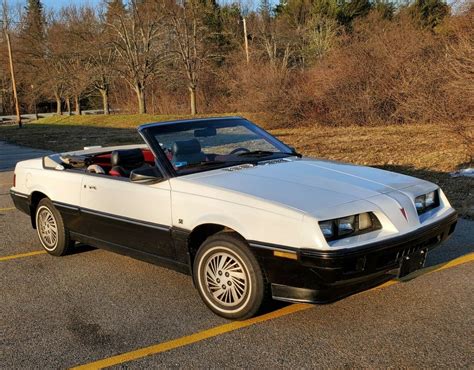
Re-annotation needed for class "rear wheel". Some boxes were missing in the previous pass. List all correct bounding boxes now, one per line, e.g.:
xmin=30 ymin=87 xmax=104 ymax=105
xmin=35 ymin=198 xmax=73 ymax=256
xmin=194 ymin=232 xmax=266 ymax=319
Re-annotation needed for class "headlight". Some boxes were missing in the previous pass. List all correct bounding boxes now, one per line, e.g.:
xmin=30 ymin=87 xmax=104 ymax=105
xmin=338 ymin=215 xmax=355 ymax=236
xmin=319 ymin=220 xmax=335 ymax=239
xmin=414 ymin=190 xmax=439 ymax=215
xmin=319 ymin=212 xmax=381 ymax=241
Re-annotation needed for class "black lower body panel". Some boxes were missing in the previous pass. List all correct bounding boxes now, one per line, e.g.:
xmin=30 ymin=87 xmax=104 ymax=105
xmin=70 ymin=232 xmax=190 ymax=275
xmin=252 ymin=211 xmax=457 ymax=304
xmin=271 ymin=271 xmax=394 ymax=304
xmin=10 ymin=190 xmax=30 ymax=215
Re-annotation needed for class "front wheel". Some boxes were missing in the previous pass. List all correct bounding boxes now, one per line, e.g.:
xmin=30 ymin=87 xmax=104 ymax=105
xmin=193 ymin=232 xmax=267 ymax=320
xmin=35 ymin=198 xmax=73 ymax=256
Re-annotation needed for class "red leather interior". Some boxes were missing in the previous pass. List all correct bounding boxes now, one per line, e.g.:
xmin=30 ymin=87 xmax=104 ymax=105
xmin=109 ymin=169 xmax=122 ymax=177
xmin=90 ymin=149 xmax=155 ymax=176
xmin=142 ymin=149 xmax=155 ymax=163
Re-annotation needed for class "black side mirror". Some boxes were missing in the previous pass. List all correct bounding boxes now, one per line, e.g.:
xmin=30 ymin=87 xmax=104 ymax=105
xmin=288 ymin=146 xmax=302 ymax=158
xmin=130 ymin=167 xmax=163 ymax=184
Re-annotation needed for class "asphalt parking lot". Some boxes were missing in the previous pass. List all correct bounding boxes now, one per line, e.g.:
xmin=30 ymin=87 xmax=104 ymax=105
xmin=1 ymin=155 xmax=473 ymax=368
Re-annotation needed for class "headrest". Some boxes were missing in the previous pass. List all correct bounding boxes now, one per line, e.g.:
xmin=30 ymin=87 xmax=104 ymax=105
xmin=111 ymin=149 xmax=144 ymax=168
xmin=172 ymin=139 xmax=202 ymax=155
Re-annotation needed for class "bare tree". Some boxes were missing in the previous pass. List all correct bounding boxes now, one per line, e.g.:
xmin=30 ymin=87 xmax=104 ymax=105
xmin=167 ymin=0 xmax=222 ymax=115
xmin=106 ymin=0 xmax=167 ymax=114
xmin=91 ymin=47 xmax=115 ymax=115
xmin=42 ymin=15 xmax=69 ymax=115
xmin=60 ymin=6 xmax=98 ymax=115
xmin=252 ymin=5 xmax=294 ymax=74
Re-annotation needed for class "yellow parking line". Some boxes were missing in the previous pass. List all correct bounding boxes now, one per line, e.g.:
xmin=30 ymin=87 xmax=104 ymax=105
xmin=0 ymin=207 xmax=15 ymax=212
xmin=71 ymin=303 xmax=311 ymax=370
xmin=369 ymin=252 xmax=474 ymax=291
xmin=0 ymin=250 xmax=47 ymax=261
xmin=71 ymin=252 xmax=474 ymax=370
xmin=400 ymin=252 xmax=474 ymax=280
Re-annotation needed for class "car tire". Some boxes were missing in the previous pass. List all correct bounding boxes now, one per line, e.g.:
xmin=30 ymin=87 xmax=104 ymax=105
xmin=194 ymin=232 xmax=267 ymax=320
xmin=35 ymin=198 xmax=74 ymax=256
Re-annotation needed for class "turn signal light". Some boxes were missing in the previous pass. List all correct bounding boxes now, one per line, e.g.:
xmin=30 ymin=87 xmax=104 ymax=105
xmin=273 ymin=250 xmax=298 ymax=260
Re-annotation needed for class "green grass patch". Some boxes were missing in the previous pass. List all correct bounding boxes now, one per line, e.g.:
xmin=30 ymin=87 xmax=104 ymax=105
xmin=34 ymin=113 xmax=242 ymax=128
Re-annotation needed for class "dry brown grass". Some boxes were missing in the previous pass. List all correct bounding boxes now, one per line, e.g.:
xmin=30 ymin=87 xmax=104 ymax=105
xmin=0 ymin=116 xmax=472 ymax=217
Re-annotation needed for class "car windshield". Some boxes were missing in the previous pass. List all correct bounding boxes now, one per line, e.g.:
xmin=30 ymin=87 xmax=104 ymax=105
xmin=144 ymin=118 xmax=294 ymax=175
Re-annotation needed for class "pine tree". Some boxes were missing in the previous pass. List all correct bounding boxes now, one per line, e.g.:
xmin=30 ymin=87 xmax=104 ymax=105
xmin=17 ymin=0 xmax=46 ymax=116
xmin=337 ymin=0 xmax=372 ymax=27
xmin=410 ymin=0 xmax=450 ymax=28
xmin=21 ymin=0 xmax=45 ymax=45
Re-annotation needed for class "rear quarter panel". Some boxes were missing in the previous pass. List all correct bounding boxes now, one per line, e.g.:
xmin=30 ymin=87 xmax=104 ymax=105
xmin=13 ymin=158 xmax=83 ymax=206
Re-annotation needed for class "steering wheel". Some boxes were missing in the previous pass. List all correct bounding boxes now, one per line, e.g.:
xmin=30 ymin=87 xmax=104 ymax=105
xmin=229 ymin=147 xmax=250 ymax=155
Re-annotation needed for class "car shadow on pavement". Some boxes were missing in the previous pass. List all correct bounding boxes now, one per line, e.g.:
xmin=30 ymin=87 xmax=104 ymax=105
xmin=71 ymin=243 xmax=97 ymax=255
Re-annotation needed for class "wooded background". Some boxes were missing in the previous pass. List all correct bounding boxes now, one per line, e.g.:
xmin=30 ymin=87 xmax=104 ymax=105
xmin=0 ymin=0 xmax=472 ymax=128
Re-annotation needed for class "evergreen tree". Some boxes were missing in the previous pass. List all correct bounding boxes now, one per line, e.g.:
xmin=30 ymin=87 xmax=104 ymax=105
xmin=18 ymin=0 xmax=46 ymax=115
xmin=410 ymin=0 xmax=450 ymax=28
xmin=373 ymin=0 xmax=395 ymax=20
xmin=337 ymin=0 xmax=373 ymax=27
xmin=20 ymin=0 xmax=46 ymax=48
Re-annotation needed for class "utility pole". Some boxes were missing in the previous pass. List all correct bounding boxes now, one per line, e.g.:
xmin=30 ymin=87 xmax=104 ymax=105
xmin=243 ymin=17 xmax=249 ymax=64
xmin=1 ymin=5 xmax=21 ymax=128
xmin=5 ymin=31 xmax=21 ymax=127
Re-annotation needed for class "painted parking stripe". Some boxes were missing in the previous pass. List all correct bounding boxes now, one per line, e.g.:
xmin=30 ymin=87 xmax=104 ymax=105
xmin=0 ymin=250 xmax=47 ymax=261
xmin=71 ymin=303 xmax=311 ymax=370
xmin=370 ymin=252 xmax=474 ymax=291
xmin=0 ymin=207 xmax=15 ymax=212
xmin=71 ymin=252 xmax=474 ymax=370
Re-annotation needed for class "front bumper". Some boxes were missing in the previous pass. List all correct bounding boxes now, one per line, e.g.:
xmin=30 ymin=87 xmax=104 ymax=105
xmin=250 ymin=210 xmax=458 ymax=303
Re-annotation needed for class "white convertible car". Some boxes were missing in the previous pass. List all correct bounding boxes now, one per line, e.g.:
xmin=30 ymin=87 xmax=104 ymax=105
xmin=10 ymin=117 xmax=457 ymax=319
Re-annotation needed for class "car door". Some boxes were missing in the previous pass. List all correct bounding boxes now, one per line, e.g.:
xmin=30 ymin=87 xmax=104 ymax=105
xmin=79 ymin=172 xmax=175 ymax=259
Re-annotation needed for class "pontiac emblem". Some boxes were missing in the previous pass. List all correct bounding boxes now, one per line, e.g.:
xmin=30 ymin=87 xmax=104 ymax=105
xmin=400 ymin=208 xmax=408 ymax=221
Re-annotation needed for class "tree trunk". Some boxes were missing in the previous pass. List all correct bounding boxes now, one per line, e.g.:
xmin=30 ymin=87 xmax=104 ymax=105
xmin=54 ymin=92 xmax=62 ymax=115
xmin=99 ymin=88 xmax=110 ymax=115
xmin=134 ymin=86 xmax=146 ymax=114
xmin=189 ymin=85 xmax=197 ymax=115
xmin=65 ymin=98 xmax=71 ymax=115
xmin=74 ymin=95 xmax=81 ymax=116
xmin=33 ymin=101 xmax=38 ymax=120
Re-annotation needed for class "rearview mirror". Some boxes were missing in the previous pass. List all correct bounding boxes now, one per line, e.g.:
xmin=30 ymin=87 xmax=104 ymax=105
xmin=130 ymin=167 xmax=163 ymax=184
xmin=194 ymin=127 xmax=217 ymax=137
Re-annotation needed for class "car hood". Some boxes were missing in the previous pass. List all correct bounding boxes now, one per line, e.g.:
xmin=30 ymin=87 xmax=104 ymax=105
xmin=175 ymin=157 xmax=431 ymax=215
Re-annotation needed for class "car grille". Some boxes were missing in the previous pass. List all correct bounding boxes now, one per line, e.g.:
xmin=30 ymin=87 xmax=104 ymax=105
xmin=376 ymin=235 xmax=441 ymax=269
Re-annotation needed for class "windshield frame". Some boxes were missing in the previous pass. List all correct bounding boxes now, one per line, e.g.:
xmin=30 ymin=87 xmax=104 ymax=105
xmin=139 ymin=117 xmax=294 ymax=177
